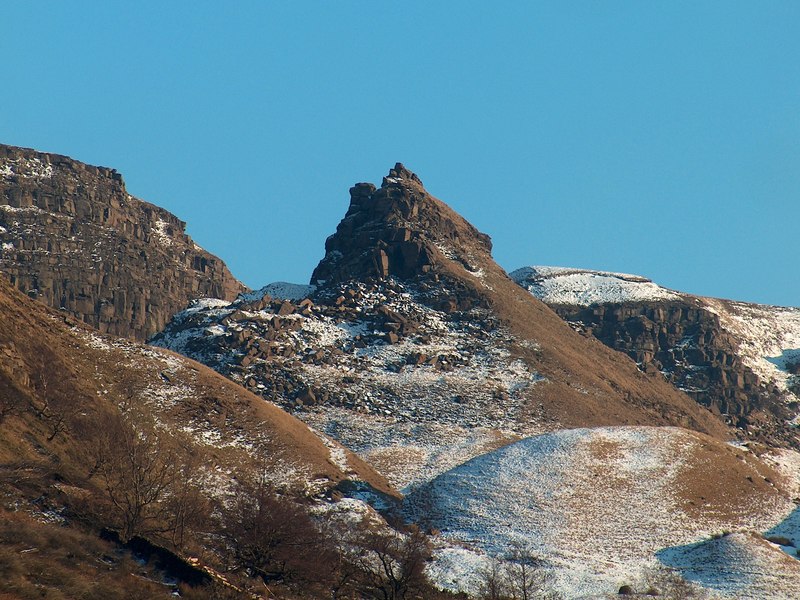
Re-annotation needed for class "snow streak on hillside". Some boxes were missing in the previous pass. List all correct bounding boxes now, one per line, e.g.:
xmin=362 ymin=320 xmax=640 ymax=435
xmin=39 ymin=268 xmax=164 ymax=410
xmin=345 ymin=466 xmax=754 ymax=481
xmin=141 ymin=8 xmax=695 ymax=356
xmin=703 ymin=297 xmax=800 ymax=398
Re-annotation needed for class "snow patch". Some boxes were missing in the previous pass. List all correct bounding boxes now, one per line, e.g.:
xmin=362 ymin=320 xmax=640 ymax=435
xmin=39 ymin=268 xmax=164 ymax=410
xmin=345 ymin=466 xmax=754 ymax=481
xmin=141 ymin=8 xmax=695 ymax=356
xmin=511 ymin=265 xmax=682 ymax=306
xmin=308 ymin=425 xmax=352 ymax=474
xmin=0 ymin=156 xmax=54 ymax=179
xmin=152 ymin=218 xmax=173 ymax=247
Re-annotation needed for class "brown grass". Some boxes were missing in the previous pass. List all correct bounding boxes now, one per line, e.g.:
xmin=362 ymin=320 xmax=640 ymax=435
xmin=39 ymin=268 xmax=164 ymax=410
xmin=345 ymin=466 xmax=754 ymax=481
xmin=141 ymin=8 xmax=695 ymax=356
xmin=677 ymin=432 xmax=788 ymax=522
xmin=0 ymin=510 xmax=171 ymax=600
xmin=0 ymin=275 xmax=401 ymax=597
xmin=411 ymin=184 xmax=729 ymax=440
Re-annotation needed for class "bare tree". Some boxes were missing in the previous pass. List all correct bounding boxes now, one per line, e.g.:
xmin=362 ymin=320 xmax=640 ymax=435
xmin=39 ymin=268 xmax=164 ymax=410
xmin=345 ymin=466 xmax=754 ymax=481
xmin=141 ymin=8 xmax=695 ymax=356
xmin=164 ymin=452 xmax=210 ymax=551
xmin=92 ymin=415 xmax=176 ymax=542
xmin=352 ymin=526 xmax=431 ymax=600
xmin=505 ymin=544 xmax=547 ymax=600
xmin=29 ymin=370 xmax=91 ymax=442
xmin=478 ymin=544 xmax=559 ymax=600
xmin=0 ymin=378 xmax=24 ymax=423
xmin=478 ymin=557 xmax=511 ymax=600
xmin=218 ymin=475 xmax=328 ymax=585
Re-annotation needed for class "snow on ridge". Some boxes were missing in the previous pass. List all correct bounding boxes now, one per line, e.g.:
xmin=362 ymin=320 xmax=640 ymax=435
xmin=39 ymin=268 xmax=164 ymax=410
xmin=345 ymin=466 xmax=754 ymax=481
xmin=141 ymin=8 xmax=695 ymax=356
xmin=238 ymin=281 xmax=316 ymax=303
xmin=510 ymin=265 xmax=682 ymax=306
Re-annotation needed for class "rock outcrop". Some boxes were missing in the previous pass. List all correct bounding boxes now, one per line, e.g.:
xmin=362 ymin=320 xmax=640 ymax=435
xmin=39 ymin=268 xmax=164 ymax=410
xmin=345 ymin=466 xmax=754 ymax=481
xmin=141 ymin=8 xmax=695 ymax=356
xmin=557 ymin=301 xmax=774 ymax=416
xmin=311 ymin=163 xmax=492 ymax=288
xmin=0 ymin=144 xmax=245 ymax=340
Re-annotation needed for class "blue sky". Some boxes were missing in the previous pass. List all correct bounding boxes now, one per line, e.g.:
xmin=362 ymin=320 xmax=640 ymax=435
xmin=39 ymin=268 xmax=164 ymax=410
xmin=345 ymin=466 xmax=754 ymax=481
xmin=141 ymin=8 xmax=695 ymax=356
xmin=2 ymin=2 xmax=798 ymax=305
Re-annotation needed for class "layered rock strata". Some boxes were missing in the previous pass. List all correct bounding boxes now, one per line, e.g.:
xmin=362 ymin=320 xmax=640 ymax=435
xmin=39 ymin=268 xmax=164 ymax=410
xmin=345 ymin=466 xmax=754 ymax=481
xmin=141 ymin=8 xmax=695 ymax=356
xmin=0 ymin=144 xmax=244 ymax=339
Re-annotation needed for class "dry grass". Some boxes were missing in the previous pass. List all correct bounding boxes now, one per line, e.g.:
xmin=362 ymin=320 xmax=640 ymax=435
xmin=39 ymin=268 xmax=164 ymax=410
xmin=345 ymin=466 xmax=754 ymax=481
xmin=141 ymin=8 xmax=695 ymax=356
xmin=0 ymin=510 xmax=172 ymax=600
xmin=0 ymin=275 xmax=403 ymax=598
xmin=678 ymin=434 xmax=787 ymax=522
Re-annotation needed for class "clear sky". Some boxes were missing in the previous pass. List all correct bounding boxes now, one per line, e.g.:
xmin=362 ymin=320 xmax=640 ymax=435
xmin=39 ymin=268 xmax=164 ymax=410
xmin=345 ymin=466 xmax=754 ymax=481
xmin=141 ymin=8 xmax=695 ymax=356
xmin=2 ymin=2 xmax=798 ymax=306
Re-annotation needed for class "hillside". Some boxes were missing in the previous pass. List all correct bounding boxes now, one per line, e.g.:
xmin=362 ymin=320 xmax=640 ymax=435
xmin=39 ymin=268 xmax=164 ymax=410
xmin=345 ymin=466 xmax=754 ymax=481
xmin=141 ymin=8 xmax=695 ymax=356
xmin=0 ymin=274 xmax=401 ymax=598
xmin=149 ymin=164 xmax=800 ymax=598
xmin=406 ymin=426 xmax=798 ymax=598
xmin=0 ymin=144 xmax=245 ymax=340
xmin=512 ymin=266 xmax=800 ymax=447
xmin=5 ymin=151 xmax=799 ymax=598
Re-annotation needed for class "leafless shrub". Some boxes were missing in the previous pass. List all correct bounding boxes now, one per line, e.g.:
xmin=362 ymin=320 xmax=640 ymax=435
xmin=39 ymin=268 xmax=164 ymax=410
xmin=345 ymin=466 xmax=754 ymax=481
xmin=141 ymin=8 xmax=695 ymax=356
xmin=163 ymin=449 xmax=211 ymax=552
xmin=478 ymin=543 xmax=560 ymax=600
xmin=216 ymin=474 xmax=330 ymax=586
xmin=641 ymin=566 xmax=709 ymax=599
xmin=89 ymin=412 xmax=177 ymax=542
xmin=0 ymin=377 xmax=25 ymax=423
xmin=32 ymin=371 xmax=84 ymax=441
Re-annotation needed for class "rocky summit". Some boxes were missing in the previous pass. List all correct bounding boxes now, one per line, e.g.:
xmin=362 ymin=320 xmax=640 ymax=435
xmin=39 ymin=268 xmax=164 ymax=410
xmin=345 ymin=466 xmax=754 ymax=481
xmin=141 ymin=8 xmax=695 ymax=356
xmin=312 ymin=163 xmax=492 ymax=289
xmin=0 ymin=144 xmax=244 ymax=340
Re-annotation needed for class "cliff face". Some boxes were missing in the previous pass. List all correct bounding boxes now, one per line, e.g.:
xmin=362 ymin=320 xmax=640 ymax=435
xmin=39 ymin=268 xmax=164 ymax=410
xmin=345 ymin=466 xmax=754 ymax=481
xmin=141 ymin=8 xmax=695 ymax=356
xmin=554 ymin=302 xmax=773 ymax=416
xmin=511 ymin=267 xmax=799 ymax=446
xmin=0 ymin=144 xmax=245 ymax=340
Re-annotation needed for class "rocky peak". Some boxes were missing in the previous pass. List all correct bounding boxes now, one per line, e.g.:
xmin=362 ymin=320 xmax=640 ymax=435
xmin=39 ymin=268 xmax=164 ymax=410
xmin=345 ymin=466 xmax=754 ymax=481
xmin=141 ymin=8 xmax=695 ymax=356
xmin=310 ymin=163 xmax=493 ymax=288
xmin=382 ymin=162 xmax=423 ymax=187
xmin=0 ymin=143 xmax=245 ymax=340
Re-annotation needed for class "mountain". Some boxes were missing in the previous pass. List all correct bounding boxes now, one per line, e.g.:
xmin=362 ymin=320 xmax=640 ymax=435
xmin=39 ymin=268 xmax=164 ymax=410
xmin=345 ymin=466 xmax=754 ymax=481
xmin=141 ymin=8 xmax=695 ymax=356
xmin=0 ymin=144 xmax=244 ymax=340
xmin=5 ymin=148 xmax=800 ymax=598
xmin=511 ymin=266 xmax=800 ymax=448
xmin=154 ymin=164 xmax=728 ymax=492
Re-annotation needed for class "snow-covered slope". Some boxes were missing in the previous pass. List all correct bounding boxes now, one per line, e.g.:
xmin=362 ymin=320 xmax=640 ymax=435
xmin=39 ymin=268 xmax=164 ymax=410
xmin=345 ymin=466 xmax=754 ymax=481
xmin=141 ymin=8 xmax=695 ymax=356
xmin=703 ymin=297 xmax=800 ymax=401
xmin=659 ymin=532 xmax=800 ymax=599
xmin=405 ymin=426 xmax=797 ymax=599
xmin=510 ymin=266 xmax=683 ymax=306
